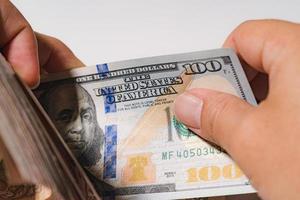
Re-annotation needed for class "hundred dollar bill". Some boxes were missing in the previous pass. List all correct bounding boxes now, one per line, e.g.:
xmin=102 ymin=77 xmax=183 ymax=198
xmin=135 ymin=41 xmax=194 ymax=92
xmin=35 ymin=49 xmax=257 ymax=199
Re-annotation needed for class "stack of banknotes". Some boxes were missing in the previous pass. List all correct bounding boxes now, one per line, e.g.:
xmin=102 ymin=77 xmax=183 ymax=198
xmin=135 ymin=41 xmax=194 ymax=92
xmin=0 ymin=49 xmax=261 ymax=199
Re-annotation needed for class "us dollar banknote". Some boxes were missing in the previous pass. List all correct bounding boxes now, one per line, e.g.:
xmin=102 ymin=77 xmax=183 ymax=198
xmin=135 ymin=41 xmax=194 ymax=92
xmin=35 ymin=49 xmax=257 ymax=199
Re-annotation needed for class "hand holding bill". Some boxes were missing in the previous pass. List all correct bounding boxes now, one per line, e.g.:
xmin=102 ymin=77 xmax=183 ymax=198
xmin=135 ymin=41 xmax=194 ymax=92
xmin=174 ymin=20 xmax=300 ymax=200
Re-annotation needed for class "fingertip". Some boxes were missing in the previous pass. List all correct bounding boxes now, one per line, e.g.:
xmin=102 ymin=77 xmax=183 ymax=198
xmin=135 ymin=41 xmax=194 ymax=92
xmin=174 ymin=92 xmax=203 ymax=129
xmin=14 ymin=63 xmax=40 ymax=88
xmin=28 ymin=72 xmax=40 ymax=89
xmin=223 ymin=20 xmax=259 ymax=49
xmin=222 ymin=30 xmax=235 ymax=49
xmin=4 ymin=48 xmax=40 ymax=88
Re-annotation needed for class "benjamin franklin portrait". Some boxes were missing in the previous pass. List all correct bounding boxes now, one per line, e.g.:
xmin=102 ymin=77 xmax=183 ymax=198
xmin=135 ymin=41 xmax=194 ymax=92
xmin=40 ymin=83 xmax=104 ymax=168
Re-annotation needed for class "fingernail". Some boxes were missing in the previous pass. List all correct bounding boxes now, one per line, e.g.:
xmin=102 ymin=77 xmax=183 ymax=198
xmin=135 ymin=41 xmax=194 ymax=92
xmin=174 ymin=92 xmax=203 ymax=128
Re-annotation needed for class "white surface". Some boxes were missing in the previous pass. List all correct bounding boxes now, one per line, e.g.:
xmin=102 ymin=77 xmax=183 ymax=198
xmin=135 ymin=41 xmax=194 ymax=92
xmin=11 ymin=0 xmax=300 ymax=66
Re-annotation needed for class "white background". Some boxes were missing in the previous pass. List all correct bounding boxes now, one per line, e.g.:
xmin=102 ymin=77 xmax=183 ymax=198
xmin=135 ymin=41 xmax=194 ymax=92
xmin=11 ymin=0 xmax=300 ymax=66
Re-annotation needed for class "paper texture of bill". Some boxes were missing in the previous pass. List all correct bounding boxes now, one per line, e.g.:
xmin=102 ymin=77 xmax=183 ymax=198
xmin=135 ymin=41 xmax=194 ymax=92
xmin=35 ymin=49 xmax=257 ymax=199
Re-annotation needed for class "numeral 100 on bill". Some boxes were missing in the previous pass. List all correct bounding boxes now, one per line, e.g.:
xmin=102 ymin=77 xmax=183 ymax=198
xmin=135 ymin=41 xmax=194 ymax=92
xmin=186 ymin=164 xmax=244 ymax=182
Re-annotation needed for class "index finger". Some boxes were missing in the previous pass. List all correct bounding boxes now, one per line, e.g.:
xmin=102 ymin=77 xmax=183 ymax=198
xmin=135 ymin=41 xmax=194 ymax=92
xmin=223 ymin=20 xmax=300 ymax=93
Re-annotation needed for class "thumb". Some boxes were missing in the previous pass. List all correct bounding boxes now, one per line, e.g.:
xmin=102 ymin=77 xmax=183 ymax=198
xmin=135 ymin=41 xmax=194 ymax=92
xmin=174 ymin=88 xmax=255 ymax=151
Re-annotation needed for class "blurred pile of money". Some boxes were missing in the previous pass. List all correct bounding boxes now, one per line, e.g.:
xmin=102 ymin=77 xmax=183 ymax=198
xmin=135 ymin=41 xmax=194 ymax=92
xmin=0 ymin=49 xmax=260 ymax=199
xmin=0 ymin=54 xmax=99 ymax=200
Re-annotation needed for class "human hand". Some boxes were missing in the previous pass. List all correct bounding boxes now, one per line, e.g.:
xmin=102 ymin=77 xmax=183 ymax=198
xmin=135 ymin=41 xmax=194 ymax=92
xmin=174 ymin=19 xmax=300 ymax=200
xmin=0 ymin=0 xmax=83 ymax=88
